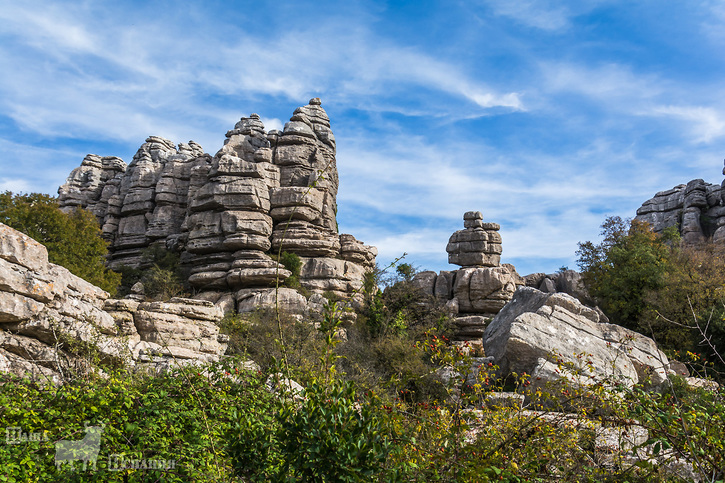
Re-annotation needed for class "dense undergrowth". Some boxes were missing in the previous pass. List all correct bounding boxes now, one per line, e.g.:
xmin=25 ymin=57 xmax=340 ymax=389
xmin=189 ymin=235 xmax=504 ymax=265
xmin=2 ymin=292 xmax=724 ymax=482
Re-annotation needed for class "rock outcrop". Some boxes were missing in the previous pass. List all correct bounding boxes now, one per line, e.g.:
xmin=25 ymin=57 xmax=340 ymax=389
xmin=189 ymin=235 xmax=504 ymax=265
xmin=0 ymin=223 xmax=228 ymax=382
xmin=635 ymin=160 xmax=725 ymax=244
xmin=412 ymin=212 xmax=524 ymax=341
xmin=483 ymin=286 xmax=670 ymax=391
xmin=58 ymin=99 xmax=377 ymax=313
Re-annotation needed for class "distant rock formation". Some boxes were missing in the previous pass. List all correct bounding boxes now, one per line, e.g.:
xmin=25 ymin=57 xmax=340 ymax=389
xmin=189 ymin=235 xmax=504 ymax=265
xmin=0 ymin=222 xmax=228 ymax=382
xmin=635 ymin=160 xmax=725 ymax=244
xmin=58 ymin=99 xmax=376 ymax=313
xmin=412 ymin=212 xmax=524 ymax=341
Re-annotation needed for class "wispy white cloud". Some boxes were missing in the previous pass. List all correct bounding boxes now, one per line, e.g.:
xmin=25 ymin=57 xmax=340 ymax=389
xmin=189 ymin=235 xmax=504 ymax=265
xmin=479 ymin=0 xmax=609 ymax=31
xmin=540 ymin=62 xmax=664 ymax=102
xmin=648 ymin=105 xmax=725 ymax=144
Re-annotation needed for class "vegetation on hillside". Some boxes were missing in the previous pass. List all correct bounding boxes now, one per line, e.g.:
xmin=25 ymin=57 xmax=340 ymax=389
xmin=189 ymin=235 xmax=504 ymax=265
xmin=2 ymin=259 xmax=724 ymax=481
xmin=577 ymin=216 xmax=725 ymax=374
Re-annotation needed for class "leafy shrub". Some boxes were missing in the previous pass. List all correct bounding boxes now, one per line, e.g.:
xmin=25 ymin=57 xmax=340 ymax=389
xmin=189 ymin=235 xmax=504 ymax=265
xmin=577 ymin=216 xmax=725 ymax=372
xmin=116 ymin=245 xmax=184 ymax=300
xmin=0 ymin=360 xmax=268 ymax=482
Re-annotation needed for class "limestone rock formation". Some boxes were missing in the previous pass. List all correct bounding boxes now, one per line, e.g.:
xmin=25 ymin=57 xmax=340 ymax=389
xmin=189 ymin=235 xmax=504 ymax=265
xmin=412 ymin=212 xmax=523 ymax=341
xmin=0 ymin=223 xmax=228 ymax=382
xmin=635 ymin=161 xmax=725 ymax=244
xmin=483 ymin=287 xmax=670 ymax=391
xmin=105 ymin=297 xmax=228 ymax=372
xmin=57 ymin=99 xmax=377 ymax=313
xmin=0 ymin=222 xmax=129 ymax=382
xmin=446 ymin=211 xmax=502 ymax=267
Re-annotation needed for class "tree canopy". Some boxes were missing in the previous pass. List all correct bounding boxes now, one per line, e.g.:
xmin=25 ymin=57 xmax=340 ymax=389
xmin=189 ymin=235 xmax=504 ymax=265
xmin=577 ymin=216 xmax=725 ymax=366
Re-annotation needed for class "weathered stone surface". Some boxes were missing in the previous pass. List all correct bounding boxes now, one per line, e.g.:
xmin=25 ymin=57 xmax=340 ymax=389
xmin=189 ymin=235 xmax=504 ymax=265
xmin=554 ymin=270 xmax=589 ymax=302
xmin=235 ymin=288 xmax=309 ymax=315
xmin=453 ymin=315 xmax=491 ymax=340
xmin=298 ymin=257 xmax=366 ymax=297
xmin=339 ymin=234 xmax=377 ymax=270
xmin=434 ymin=271 xmax=455 ymax=300
xmin=635 ymin=162 xmax=725 ymax=246
xmin=411 ymin=271 xmax=437 ymax=297
xmin=0 ymin=223 xmax=48 ymax=272
xmin=447 ymin=212 xmax=502 ymax=267
xmin=56 ymin=100 xmax=375 ymax=311
xmin=483 ymin=287 xmax=670 ymax=390
xmin=453 ymin=266 xmax=523 ymax=315
xmin=0 ymin=223 xmax=230 ymax=380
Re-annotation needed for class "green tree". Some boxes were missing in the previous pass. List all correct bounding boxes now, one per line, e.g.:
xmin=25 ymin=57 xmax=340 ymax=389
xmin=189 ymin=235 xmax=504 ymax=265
xmin=577 ymin=216 xmax=725 ymax=369
xmin=0 ymin=191 xmax=120 ymax=294
xmin=644 ymin=243 xmax=725 ymax=362
xmin=576 ymin=216 xmax=674 ymax=331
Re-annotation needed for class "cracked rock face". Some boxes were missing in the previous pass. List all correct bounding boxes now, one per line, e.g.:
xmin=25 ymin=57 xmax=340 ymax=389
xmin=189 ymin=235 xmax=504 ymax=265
xmin=57 ymin=99 xmax=377 ymax=312
xmin=483 ymin=287 xmax=671 ymax=391
xmin=635 ymin=161 xmax=725 ymax=245
xmin=0 ymin=222 xmax=230 ymax=382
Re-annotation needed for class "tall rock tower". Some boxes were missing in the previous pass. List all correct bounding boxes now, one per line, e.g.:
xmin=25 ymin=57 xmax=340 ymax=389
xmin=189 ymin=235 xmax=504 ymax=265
xmin=58 ymin=99 xmax=377 ymax=312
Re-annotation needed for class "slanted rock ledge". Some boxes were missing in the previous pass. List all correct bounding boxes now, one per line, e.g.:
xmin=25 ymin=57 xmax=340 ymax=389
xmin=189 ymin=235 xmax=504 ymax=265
xmin=0 ymin=222 xmax=228 ymax=382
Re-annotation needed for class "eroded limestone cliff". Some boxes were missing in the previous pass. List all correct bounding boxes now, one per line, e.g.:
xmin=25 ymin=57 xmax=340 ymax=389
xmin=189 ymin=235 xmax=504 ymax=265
xmin=58 ymin=99 xmax=377 ymax=313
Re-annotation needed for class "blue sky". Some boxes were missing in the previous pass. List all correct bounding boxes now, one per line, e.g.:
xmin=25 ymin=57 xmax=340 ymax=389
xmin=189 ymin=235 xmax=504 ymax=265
xmin=1 ymin=0 xmax=724 ymax=276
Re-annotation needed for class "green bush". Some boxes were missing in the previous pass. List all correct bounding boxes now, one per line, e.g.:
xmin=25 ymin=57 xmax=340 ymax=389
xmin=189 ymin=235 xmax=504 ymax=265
xmin=116 ymin=245 xmax=184 ymax=300
xmin=577 ymin=216 xmax=725 ymax=371
xmin=0 ymin=360 xmax=268 ymax=482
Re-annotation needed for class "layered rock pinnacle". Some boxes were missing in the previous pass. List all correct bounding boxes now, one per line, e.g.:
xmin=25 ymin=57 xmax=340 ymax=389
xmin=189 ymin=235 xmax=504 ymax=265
xmin=413 ymin=212 xmax=523 ymax=341
xmin=446 ymin=211 xmax=502 ymax=267
xmin=58 ymin=99 xmax=377 ymax=311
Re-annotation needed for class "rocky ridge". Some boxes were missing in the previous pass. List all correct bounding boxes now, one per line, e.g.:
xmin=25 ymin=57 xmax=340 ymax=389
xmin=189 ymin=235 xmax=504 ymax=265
xmin=58 ymin=99 xmax=377 ymax=313
xmin=635 ymin=160 xmax=725 ymax=244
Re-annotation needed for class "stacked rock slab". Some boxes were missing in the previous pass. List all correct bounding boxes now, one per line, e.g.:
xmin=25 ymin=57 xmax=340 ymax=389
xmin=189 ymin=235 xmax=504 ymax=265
xmin=184 ymin=114 xmax=287 ymax=296
xmin=0 ymin=222 xmax=229 ymax=381
xmin=57 ymin=99 xmax=377 ymax=312
xmin=635 ymin=161 xmax=725 ymax=244
xmin=411 ymin=212 xmax=523 ymax=341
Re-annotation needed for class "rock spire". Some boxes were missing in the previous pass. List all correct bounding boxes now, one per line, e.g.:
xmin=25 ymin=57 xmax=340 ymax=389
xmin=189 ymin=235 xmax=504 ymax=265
xmin=57 ymin=99 xmax=377 ymax=312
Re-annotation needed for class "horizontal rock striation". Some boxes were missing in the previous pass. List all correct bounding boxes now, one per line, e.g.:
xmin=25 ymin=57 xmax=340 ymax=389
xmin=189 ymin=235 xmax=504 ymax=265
xmin=0 ymin=222 xmax=229 ymax=381
xmin=635 ymin=161 xmax=725 ymax=244
xmin=412 ymin=212 xmax=524 ymax=341
xmin=58 ymin=99 xmax=377 ymax=312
